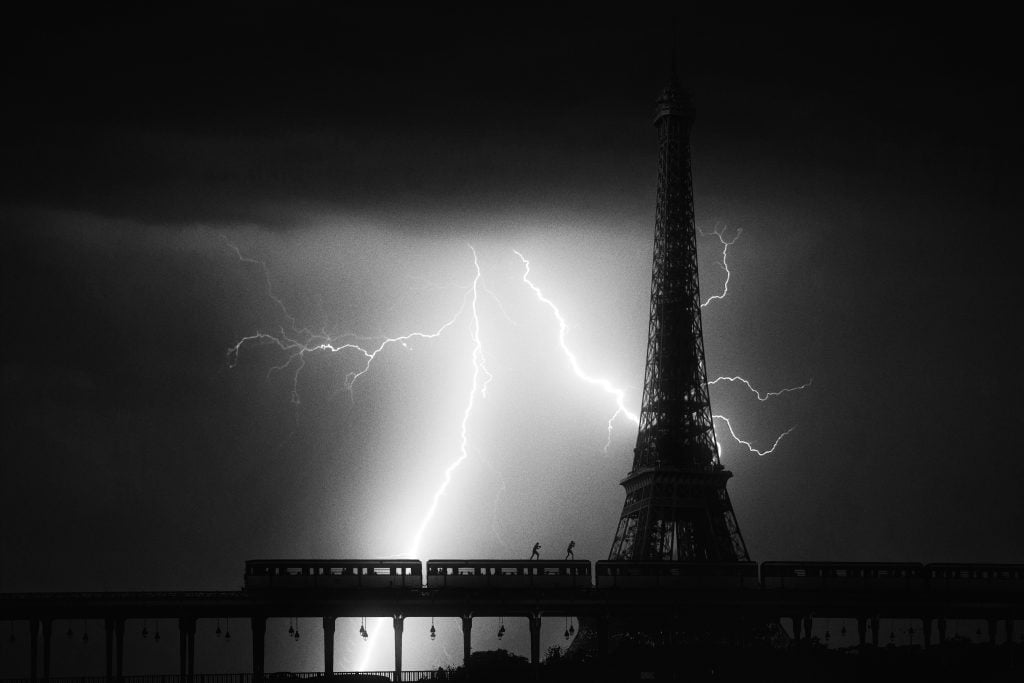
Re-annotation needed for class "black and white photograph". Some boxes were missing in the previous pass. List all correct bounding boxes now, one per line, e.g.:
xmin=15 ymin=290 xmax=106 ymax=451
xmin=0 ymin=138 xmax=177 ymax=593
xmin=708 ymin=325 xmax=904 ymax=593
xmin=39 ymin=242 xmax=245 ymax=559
xmin=2 ymin=5 xmax=1021 ymax=681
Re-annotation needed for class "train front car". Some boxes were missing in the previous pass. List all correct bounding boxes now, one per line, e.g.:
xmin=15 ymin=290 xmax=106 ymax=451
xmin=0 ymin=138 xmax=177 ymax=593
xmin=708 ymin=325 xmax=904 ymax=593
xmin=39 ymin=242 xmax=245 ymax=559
xmin=244 ymin=559 xmax=422 ymax=590
xmin=594 ymin=561 xmax=759 ymax=590
xmin=425 ymin=560 xmax=592 ymax=589
xmin=760 ymin=562 xmax=926 ymax=593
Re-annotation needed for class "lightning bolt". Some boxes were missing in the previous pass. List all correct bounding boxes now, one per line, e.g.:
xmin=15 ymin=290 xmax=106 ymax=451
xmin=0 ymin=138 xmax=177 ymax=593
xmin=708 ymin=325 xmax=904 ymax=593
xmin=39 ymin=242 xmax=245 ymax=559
xmin=226 ymin=241 xmax=470 ymax=405
xmin=357 ymin=246 xmax=489 ymax=672
xmin=712 ymin=415 xmax=795 ymax=457
xmin=709 ymin=376 xmax=814 ymax=401
xmin=515 ymin=226 xmax=808 ymax=459
xmin=513 ymin=250 xmax=639 ymax=451
xmin=227 ymin=241 xmax=493 ymax=671
xmin=700 ymin=225 xmax=741 ymax=308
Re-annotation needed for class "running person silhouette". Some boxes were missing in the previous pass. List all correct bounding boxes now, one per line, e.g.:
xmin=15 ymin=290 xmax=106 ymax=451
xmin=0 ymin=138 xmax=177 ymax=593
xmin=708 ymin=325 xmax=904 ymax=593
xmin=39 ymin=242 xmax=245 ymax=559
xmin=530 ymin=542 xmax=541 ymax=560
xmin=565 ymin=540 xmax=575 ymax=560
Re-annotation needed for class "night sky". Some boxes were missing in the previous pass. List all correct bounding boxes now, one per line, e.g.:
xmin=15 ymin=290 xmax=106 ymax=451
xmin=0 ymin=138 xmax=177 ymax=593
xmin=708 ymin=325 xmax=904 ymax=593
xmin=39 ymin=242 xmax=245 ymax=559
xmin=2 ymin=5 xmax=1022 ymax=674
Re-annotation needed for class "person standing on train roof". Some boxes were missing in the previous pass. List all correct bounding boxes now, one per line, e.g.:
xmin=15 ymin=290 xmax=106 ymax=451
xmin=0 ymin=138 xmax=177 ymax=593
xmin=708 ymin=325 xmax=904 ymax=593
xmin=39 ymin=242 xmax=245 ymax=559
xmin=565 ymin=540 xmax=575 ymax=560
xmin=530 ymin=542 xmax=541 ymax=560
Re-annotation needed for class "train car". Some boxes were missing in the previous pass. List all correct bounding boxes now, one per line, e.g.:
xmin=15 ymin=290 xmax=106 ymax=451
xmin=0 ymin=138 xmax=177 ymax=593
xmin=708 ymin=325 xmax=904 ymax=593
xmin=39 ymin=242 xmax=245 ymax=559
xmin=244 ymin=559 xmax=422 ymax=590
xmin=760 ymin=562 xmax=925 ymax=592
xmin=926 ymin=563 xmax=1024 ymax=594
xmin=425 ymin=560 xmax=592 ymax=589
xmin=594 ymin=561 xmax=758 ymax=590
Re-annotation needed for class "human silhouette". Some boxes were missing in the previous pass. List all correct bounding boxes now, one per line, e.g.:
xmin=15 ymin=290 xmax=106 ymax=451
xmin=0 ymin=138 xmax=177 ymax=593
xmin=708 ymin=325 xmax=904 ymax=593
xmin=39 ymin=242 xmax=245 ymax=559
xmin=530 ymin=542 xmax=541 ymax=560
xmin=565 ymin=540 xmax=575 ymax=560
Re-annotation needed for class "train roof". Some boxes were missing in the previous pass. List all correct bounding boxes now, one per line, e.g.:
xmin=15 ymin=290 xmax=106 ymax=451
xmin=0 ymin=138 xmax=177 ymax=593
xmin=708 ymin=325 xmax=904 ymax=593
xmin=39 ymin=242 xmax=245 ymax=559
xmin=245 ymin=558 xmax=420 ymax=565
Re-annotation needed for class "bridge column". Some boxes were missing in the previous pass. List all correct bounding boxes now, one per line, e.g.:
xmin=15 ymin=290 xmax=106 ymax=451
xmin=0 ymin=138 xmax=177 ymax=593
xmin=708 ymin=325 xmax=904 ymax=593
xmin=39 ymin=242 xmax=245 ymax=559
xmin=251 ymin=616 xmax=266 ymax=683
xmin=177 ymin=618 xmax=196 ymax=678
xmin=597 ymin=616 xmax=609 ymax=655
xmin=921 ymin=617 xmax=932 ymax=648
xmin=1006 ymin=618 xmax=1015 ymax=644
xmin=105 ymin=618 xmax=115 ymax=682
xmin=937 ymin=617 xmax=947 ymax=643
xmin=186 ymin=618 xmax=196 ymax=676
xmin=115 ymin=618 xmax=125 ymax=681
xmin=870 ymin=617 xmax=880 ymax=647
xmin=29 ymin=619 xmax=39 ymax=683
xmin=791 ymin=616 xmax=802 ymax=641
xmin=393 ymin=615 xmax=404 ymax=682
xmin=856 ymin=617 xmax=866 ymax=647
xmin=528 ymin=614 xmax=542 ymax=665
xmin=987 ymin=618 xmax=997 ymax=644
xmin=323 ymin=617 xmax=335 ymax=674
xmin=41 ymin=619 xmax=52 ymax=682
xmin=178 ymin=618 xmax=187 ymax=675
xmin=802 ymin=616 xmax=812 ymax=642
xmin=461 ymin=614 xmax=472 ymax=675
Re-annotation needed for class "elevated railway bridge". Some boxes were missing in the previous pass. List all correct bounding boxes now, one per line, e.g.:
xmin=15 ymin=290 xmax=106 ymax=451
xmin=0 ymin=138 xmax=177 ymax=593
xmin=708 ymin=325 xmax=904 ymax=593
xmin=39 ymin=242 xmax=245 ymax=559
xmin=1 ymin=559 xmax=1021 ymax=681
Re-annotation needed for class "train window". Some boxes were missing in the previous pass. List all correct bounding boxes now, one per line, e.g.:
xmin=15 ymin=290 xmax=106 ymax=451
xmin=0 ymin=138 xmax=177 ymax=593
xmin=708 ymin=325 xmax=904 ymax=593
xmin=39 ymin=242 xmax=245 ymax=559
xmin=457 ymin=567 xmax=475 ymax=576
xmin=501 ymin=567 xmax=519 ymax=576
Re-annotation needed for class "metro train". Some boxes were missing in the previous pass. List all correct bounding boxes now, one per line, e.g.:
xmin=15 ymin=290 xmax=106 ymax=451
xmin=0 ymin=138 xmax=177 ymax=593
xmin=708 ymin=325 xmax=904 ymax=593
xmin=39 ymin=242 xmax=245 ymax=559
xmin=244 ymin=559 xmax=1024 ymax=593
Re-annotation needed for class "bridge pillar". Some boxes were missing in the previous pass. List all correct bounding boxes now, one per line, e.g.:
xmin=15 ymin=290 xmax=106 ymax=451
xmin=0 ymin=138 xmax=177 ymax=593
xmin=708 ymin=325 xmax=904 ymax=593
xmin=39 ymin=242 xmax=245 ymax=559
xmin=105 ymin=618 xmax=115 ymax=682
xmin=251 ymin=616 xmax=266 ymax=683
xmin=987 ymin=618 xmax=997 ymax=644
xmin=922 ymin=617 xmax=932 ymax=648
xmin=791 ymin=616 xmax=802 ymax=641
xmin=1006 ymin=618 xmax=1015 ymax=644
xmin=597 ymin=616 xmax=609 ymax=655
xmin=115 ymin=618 xmax=125 ymax=680
xmin=29 ymin=619 xmax=39 ymax=683
xmin=937 ymin=617 xmax=947 ymax=643
xmin=528 ymin=613 xmax=542 ymax=666
xmin=461 ymin=614 xmax=473 ymax=674
xmin=802 ymin=616 xmax=812 ymax=642
xmin=185 ymin=618 xmax=196 ymax=676
xmin=323 ymin=616 xmax=335 ymax=674
xmin=179 ymin=618 xmax=187 ymax=676
xmin=856 ymin=617 xmax=866 ymax=647
xmin=870 ymin=617 xmax=880 ymax=647
xmin=393 ymin=615 xmax=404 ymax=681
xmin=41 ymin=619 xmax=52 ymax=682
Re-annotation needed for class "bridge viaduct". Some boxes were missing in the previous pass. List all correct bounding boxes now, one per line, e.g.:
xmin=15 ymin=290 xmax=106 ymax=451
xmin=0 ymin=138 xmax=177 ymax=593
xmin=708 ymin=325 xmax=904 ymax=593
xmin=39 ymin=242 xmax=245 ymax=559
xmin=1 ymin=587 xmax=1019 ymax=680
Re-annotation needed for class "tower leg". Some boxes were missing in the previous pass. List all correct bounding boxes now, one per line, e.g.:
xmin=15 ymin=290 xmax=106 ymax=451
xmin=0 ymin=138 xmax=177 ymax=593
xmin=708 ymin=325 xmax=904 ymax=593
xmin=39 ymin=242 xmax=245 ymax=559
xmin=393 ymin=615 xmax=404 ymax=682
xmin=323 ymin=617 xmax=335 ymax=675
xmin=251 ymin=616 xmax=266 ymax=683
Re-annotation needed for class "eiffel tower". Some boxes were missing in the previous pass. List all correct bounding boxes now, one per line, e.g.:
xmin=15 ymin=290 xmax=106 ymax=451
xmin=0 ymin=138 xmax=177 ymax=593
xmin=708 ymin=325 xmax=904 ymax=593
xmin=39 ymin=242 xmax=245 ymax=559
xmin=608 ymin=69 xmax=749 ymax=563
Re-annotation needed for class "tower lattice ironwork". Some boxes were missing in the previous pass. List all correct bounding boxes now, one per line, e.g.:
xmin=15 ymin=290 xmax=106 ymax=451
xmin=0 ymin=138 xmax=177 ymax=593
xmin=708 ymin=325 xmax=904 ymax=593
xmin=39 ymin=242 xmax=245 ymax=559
xmin=608 ymin=74 xmax=749 ymax=563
